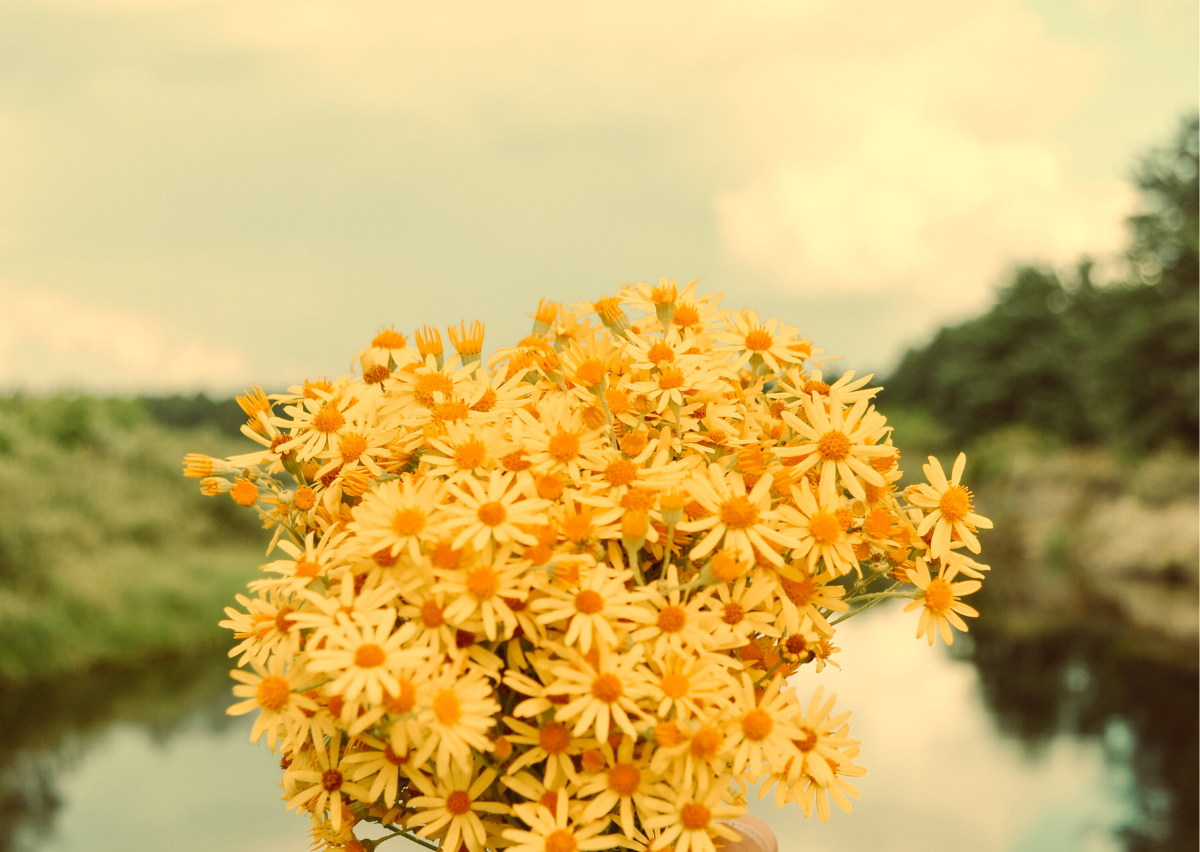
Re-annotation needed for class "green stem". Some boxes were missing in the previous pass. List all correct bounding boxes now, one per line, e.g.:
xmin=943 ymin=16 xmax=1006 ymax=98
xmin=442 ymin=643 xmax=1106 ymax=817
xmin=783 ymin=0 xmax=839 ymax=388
xmin=843 ymin=591 xmax=915 ymax=603
xmin=830 ymin=596 xmax=891 ymax=626
xmin=377 ymin=828 xmax=439 ymax=850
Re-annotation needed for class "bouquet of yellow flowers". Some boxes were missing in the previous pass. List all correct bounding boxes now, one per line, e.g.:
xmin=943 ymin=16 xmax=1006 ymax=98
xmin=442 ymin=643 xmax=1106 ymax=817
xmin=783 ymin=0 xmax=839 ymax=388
xmin=187 ymin=281 xmax=992 ymax=852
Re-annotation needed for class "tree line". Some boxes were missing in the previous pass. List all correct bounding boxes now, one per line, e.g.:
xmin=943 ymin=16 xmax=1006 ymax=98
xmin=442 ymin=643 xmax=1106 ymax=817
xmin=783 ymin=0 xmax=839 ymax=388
xmin=885 ymin=114 xmax=1199 ymax=452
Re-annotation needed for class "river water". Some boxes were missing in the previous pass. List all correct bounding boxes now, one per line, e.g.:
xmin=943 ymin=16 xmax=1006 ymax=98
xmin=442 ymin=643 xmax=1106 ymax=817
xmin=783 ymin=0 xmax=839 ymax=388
xmin=1 ymin=606 xmax=1194 ymax=852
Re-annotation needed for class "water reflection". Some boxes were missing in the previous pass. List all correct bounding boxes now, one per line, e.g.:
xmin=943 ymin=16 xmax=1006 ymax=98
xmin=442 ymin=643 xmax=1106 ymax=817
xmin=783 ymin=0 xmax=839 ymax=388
xmin=0 ymin=610 xmax=1194 ymax=852
xmin=967 ymin=620 xmax=1198 ymax=852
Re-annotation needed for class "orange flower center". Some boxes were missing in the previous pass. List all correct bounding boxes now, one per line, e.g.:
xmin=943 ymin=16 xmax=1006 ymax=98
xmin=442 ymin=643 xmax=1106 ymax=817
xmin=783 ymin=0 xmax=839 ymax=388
xmin=544 ymin=829 xmax=577 ymax=852
xmin=805 ymin=379 xmax=830 ymax=395
xmin=574 ymin=589 xmax=604 ymax=614
xmin=293 ymin=486 xmax=316 ymax=510
xmin=781 ymin=575 xmax=818 ymax=607
xmin=722 ymin=602 xmax=745 ymax=625
xmin=354 ymin=643 xmax=386 ymax=668
xmin=256 ymin=675 xmax=291 ymax=711
xmin=658 ymin=368 xmax=684 ymax=390
xmin=605 ymin=387 xmax=631 ymax=414
xmin=809 ymin=511 xmax=842 ymax=545
xmin=710 ymin=551 xmax=744 ymax=582
xmin=673 ymin=302 xmax=700 ymax=328
xmin=446 ymin=790 xmax=472 ymax=816
xmin=477 ymin=501 xmax=507 ymax=527
xmin=392 ymin=507 xmax=426 ymax=537
xmin=435 ymin=399 xmax=469 ymax=423
xmin=414 ymin=373 xmax=454 ymax=405
xmin=604 ymin=459 xmax=638 ymax=487
xmin=646 ymin=342 xmax=675 ymax=365
xmin=432 ymin=690 xmax=461 ymax=726
xmin=454 ymin=438 xmax=487 ymax=470
xmin=471 ymin=388 xmax=497 ymax=412
xmin=719 ymin=496 xmax=759 ymax=529
xmin=383 ymin=680 xmax=417 ymax=714
xmin=939 ymin=486 xmax=973 ymax=523
xmin=794 ymin=726 xmax=818 ymax=753
xmin=539 ymin=721 xmax=571 ymax=755
xmin=690 ymin=726 xmax=722 ymax=760
xmin=563 ymin=511 xmax=592 ymax=543
xmin=924 ymin=577 xmax=955 ymax=615
xmin=608 ymin=763 xmax=641 ymax=796
xmin=312 ymin=406 xmax=345 ymax=434
xmin=321 ymin=769 xmax=343 ymax=792
xmin=742 ymin=708 xmax=774 ymax=741
xmin=231 ymin=480 xmax=259 ymax=507
xmin=430 ymin=541 xmax=461 ymax=569
xmin=338 ymin=433 xmax=368 ymax=462
xmin=621 ymin=490 xmax=656 ymax=514
xmin=278 ymin=554 xmax=317 ymax=580
xmin=466 ymin=566 xmax=500 ymax=600
xmin=502 ymin=448 xmax=530 ymax=472
xmin=274 ymin=607 xmax=295 ymax=634
xmin=539 ymin=791 xmax=560 ymax=816
xmin=548 ymin=431 xmax=581 ymax=462
xmin=680 ymin=802 xmax=712 ymax=831
xmin=864 ymin=507 xmax=893 ymax=538
xmin=660 ymin=672 xmax=689 ymax=699
xmin=591 ymin=673 xmax=623 ymax=703
xmin=744 ymin=327 xmax=772 ymax=351
xmin=575 ymin=360 xmax=605 ymax=387
xmin=657 ymin=605 xmax=687 ymax=634
xmin=492 ymin=736 xmax=513 ymax=762
xmin=363 ymin=364 xmax=391 ymax=384
xmin=537 ymin=473 xmax=565 ymax=500
xmin=817 ymin=430 xmax=851 ymax=461
xmin=420 ymin=598 xmax=445 ymax=627
xmin=373 ymin=329 xmax=406 ymax=349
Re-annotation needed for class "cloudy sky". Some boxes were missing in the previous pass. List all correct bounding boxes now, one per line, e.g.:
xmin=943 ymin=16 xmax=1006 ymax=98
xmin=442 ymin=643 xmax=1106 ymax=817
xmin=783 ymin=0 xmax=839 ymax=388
xmin=0 ymin=0 xmax=1195 ymax=394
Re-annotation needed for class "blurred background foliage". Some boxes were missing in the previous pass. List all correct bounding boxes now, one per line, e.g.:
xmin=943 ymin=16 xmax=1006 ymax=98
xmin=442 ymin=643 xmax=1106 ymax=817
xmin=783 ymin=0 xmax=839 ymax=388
xmin=886 ymin=114 xmax=1198 ymax=454
xmin=0 ymin=394 xmax=259 ymax=681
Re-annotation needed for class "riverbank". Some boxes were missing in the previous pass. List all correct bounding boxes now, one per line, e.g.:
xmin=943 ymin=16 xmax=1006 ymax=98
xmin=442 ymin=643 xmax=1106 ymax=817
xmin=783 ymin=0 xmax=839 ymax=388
xmin=0 ymin=396 xmax=263 ymax=682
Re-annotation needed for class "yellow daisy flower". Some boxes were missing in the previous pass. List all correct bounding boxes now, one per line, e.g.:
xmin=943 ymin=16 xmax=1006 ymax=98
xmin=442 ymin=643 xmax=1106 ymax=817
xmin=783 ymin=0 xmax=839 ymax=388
xmin=444 ymin=471 xmax=549 ymax=551
xmin=502 ymin=790 xmax=615 ymax=852
xmin=547 ymin=644 xmax=653 ymax=743
xmin=906 ymin=452 xmax=994 ymax=558
xmin=227 ymin=654 xmax=319 ymax=753
xmin=902 ymin=556 xmax=981 ymax=646
xmin=577 ymin=736 xmax=672 ymax=840
xmin=407 ymin=764 xmax=509 ymax=852
xmin=777 ymin=394 xmax=891 ymax=503
xmin=411 ymin=664 xmax=502 ymax=778
xmin=678 ymin=467 xmax=800 ymax=566
xmin=285 ymin=732 xmax=373 ymax=831
xmin=306 ymin=615 xmax=428 ymax=705
xmin=347 ymin=476 xmax=448 ymax=561
xmin=531 ymin=564 xmax=651 ymax=653
xmin=778 ymin=479 xmax=860 ymax=578
xmin=642 ymin=784 xmax=743 ymax=852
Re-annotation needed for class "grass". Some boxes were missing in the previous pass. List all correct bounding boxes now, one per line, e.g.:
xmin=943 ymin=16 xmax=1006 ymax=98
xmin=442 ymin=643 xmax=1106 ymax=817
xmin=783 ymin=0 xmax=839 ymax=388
xmin=0 ymin=395 xmax=267 ymax=682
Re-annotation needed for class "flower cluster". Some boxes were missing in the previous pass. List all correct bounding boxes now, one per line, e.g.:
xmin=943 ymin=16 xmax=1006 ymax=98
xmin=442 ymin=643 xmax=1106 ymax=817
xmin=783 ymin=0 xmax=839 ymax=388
xmin=189 ymin=280 xmax=993 ymax=852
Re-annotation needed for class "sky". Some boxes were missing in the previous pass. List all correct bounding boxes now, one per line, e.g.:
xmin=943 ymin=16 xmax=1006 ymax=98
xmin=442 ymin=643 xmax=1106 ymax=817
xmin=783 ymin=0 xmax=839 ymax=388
xmin=0 ymin=0 xmax=1195 ymax=395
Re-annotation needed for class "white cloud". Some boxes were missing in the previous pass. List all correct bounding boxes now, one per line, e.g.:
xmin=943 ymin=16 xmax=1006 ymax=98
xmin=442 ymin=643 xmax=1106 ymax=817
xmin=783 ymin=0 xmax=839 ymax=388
xmin=711 ymin=0 xmax=1139 ymax=307
xmin=0 ymin=284 xmax=248 ymax=393
xmin=183 ymin=0 xmax=1139 ymax=310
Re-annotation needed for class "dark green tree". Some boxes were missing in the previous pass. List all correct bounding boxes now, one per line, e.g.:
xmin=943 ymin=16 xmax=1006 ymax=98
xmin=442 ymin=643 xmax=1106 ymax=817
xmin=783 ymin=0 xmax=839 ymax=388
xmin=886 ymin=114 xmax=1199 ymax=451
